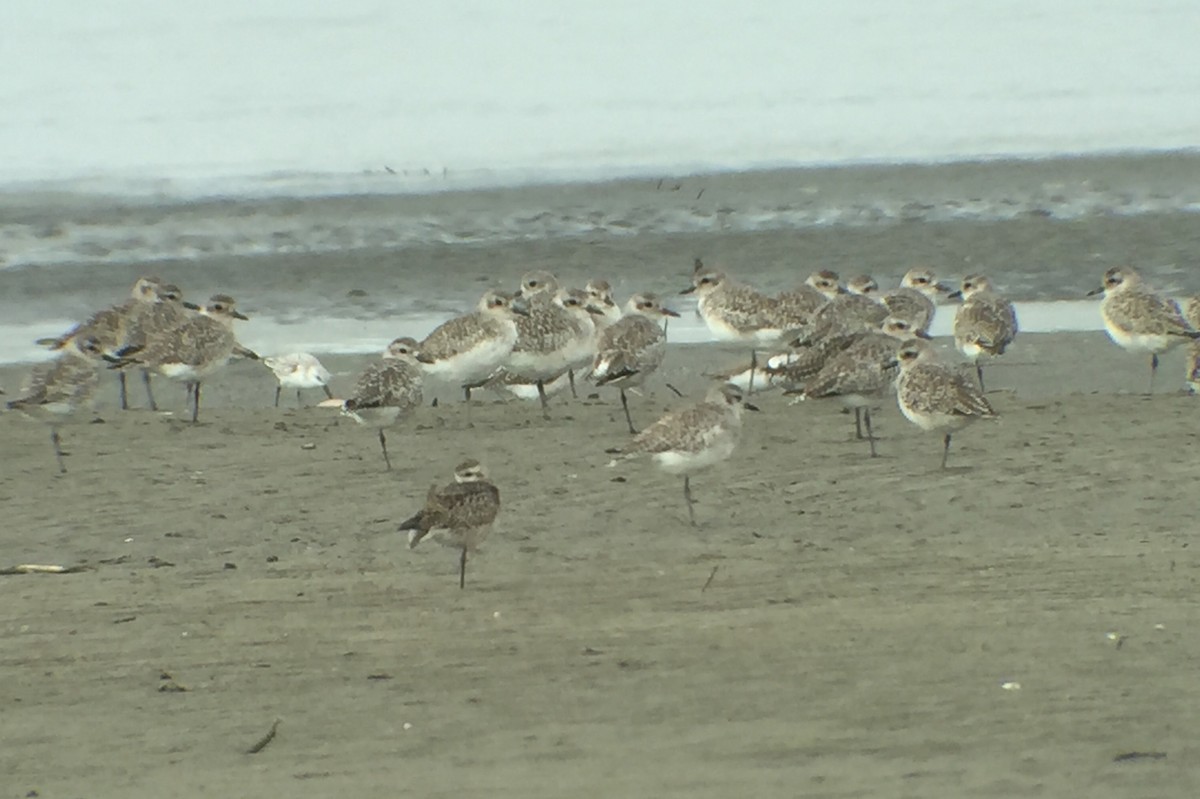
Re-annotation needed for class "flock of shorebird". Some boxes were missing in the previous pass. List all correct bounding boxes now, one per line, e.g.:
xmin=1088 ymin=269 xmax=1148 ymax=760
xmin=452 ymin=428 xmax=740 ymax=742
xmin=5 ymin=262 xmax=1200 ymax=586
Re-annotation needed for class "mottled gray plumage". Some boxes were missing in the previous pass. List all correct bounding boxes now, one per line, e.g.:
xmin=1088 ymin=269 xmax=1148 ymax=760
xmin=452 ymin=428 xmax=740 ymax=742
xmin=1090 ymin=266 xmax=1200 ymax=393
xmin=610 ymin=383 xmax=756 ymax=526
xmin=135 ymin=294 xmax=252 ymax=422
xmin=591 ymin=292 xmax=678 ymax=433
xmin=792 ymin=275 xmax=887 ymax=345
xmin=895 ymin=339 xmax=996 ymax=468
xmin=8 ymin=337 xmax=105 ymax=473
xmin=881 ymin=268 xmax=949 ymax=334
xmin=337 ymin=337 xmax=423 ymax=470
xmin=775 ymin=270 xmax=842 ymax=328
xmin=683 ymin=259 xmax=783 ymax=342
xmin=952 ymin=274 xmax=1018 ymax=391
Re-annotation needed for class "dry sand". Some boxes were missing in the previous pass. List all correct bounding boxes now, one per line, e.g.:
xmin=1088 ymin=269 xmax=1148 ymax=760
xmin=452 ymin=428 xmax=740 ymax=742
xmin=2 ymin=329 xmax=1199 ymax=797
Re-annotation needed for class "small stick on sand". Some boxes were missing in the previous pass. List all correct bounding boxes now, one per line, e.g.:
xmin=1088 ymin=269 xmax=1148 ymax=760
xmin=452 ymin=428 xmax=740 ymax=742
xmin=245 ymin=719 xmax=281 ymax=755
xmin=701 ymin=565 xmax=719 ymax=593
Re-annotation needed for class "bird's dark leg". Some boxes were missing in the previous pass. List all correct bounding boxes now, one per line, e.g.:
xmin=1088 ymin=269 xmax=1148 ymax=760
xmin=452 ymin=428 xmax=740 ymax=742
xmin=620 ymin=389 xmax=637 ymax=434
xmin=296 ymin=388 xmax=303 ymax=407
xmin=273 ymin=385 xmax=281 ymax=408
xmin=51 ymin=428 xmax=66 ymax=474
xmin=459 ymin=547 xmax=468 ymax=590
xmin=976 ymin=362 xmax=987 ymax=392
xmin=854 ymin=407 xmax=864 ymax=439
xmin=747 ymin=349 xmax=758 ymax=395
xmin=568 ymin=368 xmax=578 ymax=399
xmin=1150 ymin=353 xmax=1159 ymax=395
xmin=118 ymin=372 xmax=128 ymax=411
xmin=322 ymin=384 xmax=334 ymax=400
xmin=378 ymin=429 xmax=392 ymax=470
xmin=683 ymin=475 xmax=697 ymax=527
xmin=865 ymin=407 xmax=878 ymax=458
xmin=191 ymin=382 xmax=201 ymax=423
xmin=142 ymin=369 xmax=157 ymax=411
xmin=537 ymin=379 xmax=550 ymax=420
xmin=941 ymin=432 xmax=952 ymax=469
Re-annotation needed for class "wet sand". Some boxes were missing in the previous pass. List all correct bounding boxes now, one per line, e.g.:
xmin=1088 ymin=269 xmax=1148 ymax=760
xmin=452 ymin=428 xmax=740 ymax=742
xmin=2 ymin=330 xmax=1199 ymax=797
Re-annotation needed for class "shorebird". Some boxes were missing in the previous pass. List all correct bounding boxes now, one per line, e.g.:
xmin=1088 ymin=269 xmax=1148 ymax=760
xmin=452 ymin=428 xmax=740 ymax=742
xmin=7 ymin=335 xmax=111 ymax=474
xmin=262 ymin=352 xmax=334 ymax=407
xmin=882 ymin=267 xmax=952 ymax=334
xmin=607 ymin=382 xmax=757 ymax=526
xmin=506 ymin=284 xmax=601 ymax=417
xmin=950 ymin=274 xmax=1019 ymax=391
xmin=37 ymin=276 xmax=178 ymax=409
xmin=892 ymin=338 xmax=996 ymax=469
xmin=793 ymin=316 xmax=928 ymax=456
xmin=321 ymin=337 xmax=423 ymax=470
xmin=124 ymin=294 xmax=254 ymax=422
xmin=418 ymin=289 xmax=527 ymax=404
xmin=1088 ymin=266 xmax=1200 ymax=393
xmin=591 ymin=292 xmax=680 ymax=433
xmin=118 ymin=282 xmax=200 ymax=411
xmin=793 ymin=274 xmax=888 ymax=346
xmin=776 ymin=269 xmax=843 ymax=328
xmin=585 ymin=279 xmax=623 ymax=331
xmin=399 ymin=459 xmax=500 ymax=589
xmin=682 ymin=258 xmax=783 ymax=344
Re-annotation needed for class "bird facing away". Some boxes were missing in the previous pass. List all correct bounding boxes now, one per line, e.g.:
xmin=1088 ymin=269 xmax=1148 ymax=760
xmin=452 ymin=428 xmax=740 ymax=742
xmin=882 ymin=267 xmax=952 ymax=335
xmin=950 ymin=274 xmax=1019 ymax=391
xmin=399 ymin=459 xmax=500 ymax=589
xmin=129 ymin=294 xmax=254 ymax=422
xmin=1088 ymin=266 xmax=1200 ymax=393
xmin=418 ymin=288 xmax=528 ymax=403
xmin=797 ymin=316 xmax=929 ymax=457
xmin=7 ymin=335 xmax=109 ymax=474
xmin=893 ymin=338 xmax=997 ymax=469
xmin=607 ymin=382 xmax=757 ymax=526
xmin=322 ymin=337 xmax=423 ymax=470
xmin=263 ymin=352 xmax=334 ymax=407
xmin=591 ymin=292 xmax=681 ymax=434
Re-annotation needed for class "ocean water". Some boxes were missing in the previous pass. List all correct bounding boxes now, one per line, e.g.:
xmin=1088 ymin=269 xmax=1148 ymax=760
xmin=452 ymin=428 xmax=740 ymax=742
xmin=3 ymin=1 xmax=1200 ymax=362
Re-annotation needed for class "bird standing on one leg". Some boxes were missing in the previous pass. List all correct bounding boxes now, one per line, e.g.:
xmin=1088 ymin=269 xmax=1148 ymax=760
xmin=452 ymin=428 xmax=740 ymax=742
xmin=400 ymin=460 xmax=500 ymax=589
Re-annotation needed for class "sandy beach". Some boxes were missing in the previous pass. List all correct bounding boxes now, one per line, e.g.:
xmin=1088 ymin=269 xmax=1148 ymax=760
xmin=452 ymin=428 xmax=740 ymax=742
xmin=3 ymin=320 xmax=1200 ymax=796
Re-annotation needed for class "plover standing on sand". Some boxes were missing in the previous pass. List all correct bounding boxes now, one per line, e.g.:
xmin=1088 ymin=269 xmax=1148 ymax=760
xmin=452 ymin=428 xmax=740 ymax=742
xmin=1088 ymin=266 xmax=1200 ymax=393
xmin=321 ymin=337 xmax=423 ymax=470
xmin=506 ymin=285 xmax=601 ymax=418
xmin=950 ymin=274 xmax=1019 ymax=391
xmin=893 ymin=338 xmax=996 ymax=469
xmin=263 ymin=353 xmax=334 ymax=407
xmin=607 ymin=382 xmax=757 ymax=526
xmin=399 ymin=459 xmax=501 ymax=589
xmin=418 ymin=289 xmax=527 ymax=404
xmin=7 ymin=336 xmax=109 ymax=474
xmin=591 ymin=292 xmax=680 ymax=433
xmin=794 ymin=316 xmax=928 ymax=456
xmin=127 ymin=294 xmax=254 ymax=422
xmin=119 ymin=282 xmax=200 ymax=411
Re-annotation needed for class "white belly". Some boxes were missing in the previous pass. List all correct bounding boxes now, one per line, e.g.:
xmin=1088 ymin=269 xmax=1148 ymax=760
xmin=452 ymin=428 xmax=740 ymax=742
xmin=423 ymin=337 xmax=514 ymax=385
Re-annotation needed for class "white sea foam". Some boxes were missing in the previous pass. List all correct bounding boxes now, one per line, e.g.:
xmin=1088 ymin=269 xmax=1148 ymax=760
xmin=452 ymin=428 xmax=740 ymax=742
xmin=0 ymin=301 xmax=1104 ymax=367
